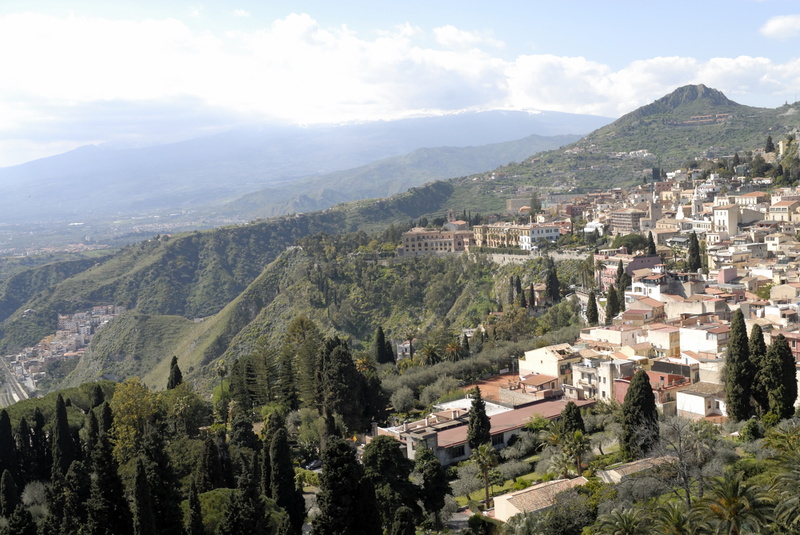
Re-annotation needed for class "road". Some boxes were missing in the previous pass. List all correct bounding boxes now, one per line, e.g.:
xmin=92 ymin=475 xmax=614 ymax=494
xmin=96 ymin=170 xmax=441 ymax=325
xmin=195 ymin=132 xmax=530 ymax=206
xmin=0 ymin=357 xmax=29 ymax=407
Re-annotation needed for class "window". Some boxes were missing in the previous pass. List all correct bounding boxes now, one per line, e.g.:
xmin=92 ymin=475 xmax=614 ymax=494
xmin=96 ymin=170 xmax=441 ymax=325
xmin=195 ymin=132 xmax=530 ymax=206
xmin=491 ymin=434 xmax=504 ymax=446
xmin=450 ymin=446 xmax=465 ymax=459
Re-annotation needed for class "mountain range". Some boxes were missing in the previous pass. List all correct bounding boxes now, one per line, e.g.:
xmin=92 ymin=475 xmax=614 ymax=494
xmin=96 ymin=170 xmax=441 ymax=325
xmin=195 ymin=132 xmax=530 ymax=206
xmin=2 ymin=84 xmax=800 ymax=394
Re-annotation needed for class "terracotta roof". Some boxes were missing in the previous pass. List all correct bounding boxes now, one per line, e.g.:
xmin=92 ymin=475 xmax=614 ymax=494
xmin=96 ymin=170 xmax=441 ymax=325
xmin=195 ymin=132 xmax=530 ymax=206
xmin=503 ymin=477 xmax=589 ymax=514
xmin=520 ymin=374 xmax=558 ymax=387
xmin=600 ymin=456 xmax=671 ymax=478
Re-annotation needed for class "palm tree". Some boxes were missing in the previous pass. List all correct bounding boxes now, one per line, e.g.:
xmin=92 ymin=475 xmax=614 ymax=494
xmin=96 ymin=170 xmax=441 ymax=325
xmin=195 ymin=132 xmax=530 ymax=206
xmin=562 ymin=430 xmax=590 ymax=475
xmin=545 ymin=449 xmax=573 ymax=480
xmin=444 ymin=341 xmax=462 ymax=363
xmin=654 ymin=501 xmax=707 ymax=535
xmin=595 ymin=507 xmax=651 ymax=535
xmin=471 ymin=443 xmax=499 ymax=507
xmin=417 ymin=343 xmax=441 ymax=366
xmin=772 ymin=452 xmax=800 ymax=529
xmin=698 ymin=470 xmax=772 ymax=535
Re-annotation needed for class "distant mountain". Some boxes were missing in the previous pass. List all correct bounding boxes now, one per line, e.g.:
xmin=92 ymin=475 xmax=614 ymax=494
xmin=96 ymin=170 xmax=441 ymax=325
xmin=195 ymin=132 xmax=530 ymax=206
xmin=0 ymin=110 xmax=610 ymax=226
xmin=217 ymin=133 xmax=580 ymax=219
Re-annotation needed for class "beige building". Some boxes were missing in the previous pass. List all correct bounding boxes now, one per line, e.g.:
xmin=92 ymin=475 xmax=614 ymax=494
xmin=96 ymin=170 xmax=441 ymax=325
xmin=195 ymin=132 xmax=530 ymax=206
xmin=609 ymin=207 xmax=647 ymax=234
xmin=400 ymin=228 xmax=474 ymax=256
xmin=519 ymin=344 xmax=583 ymax=386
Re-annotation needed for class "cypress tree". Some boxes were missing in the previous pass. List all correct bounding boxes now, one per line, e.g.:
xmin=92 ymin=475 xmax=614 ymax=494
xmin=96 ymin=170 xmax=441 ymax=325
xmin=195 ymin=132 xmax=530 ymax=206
xmin=516 ymin=290 xmax=528 ymax=308
xmin=414 ymin=446 xmax=450 ymax=528
xmin=362 ymin=435 xmax=419 ymax=531
xmin=0 ymin=469 xmax=18 ymax=517
xmin=586 ymin=290 xmax=599 ymax=326
xmin=85 ymin=430 xmax=133 ymax=535
xmin=140 ymin=424 xmax=184 ymax=535
xmin=617 ymin=279 xmax=628 ymax=313
xmin=186 ymin=482 xmax=205 ymax=535
xmin=5 ymin=504 xmax=38 ymax=535
xmin=459 ymin=333 xmax=470 ymax=359
xmin=167 ymin=356 xmax=183 ymax=390
xmin=313 ymin=437 xmax=380 ymax=535
xmin=762 ymin=334 xmax=798 ymax=419
xmin=621 ymin=370 xmax=658 ymax=459
xmin=605 ymin=285 xmax=619 ymax=324
xmin=321 ymin=338 xmax=366 ymax=433
xmin=687 ymin=232 xmax=701 ymax=272
xmin=766 ymin=135 xmax=776 ymax=153
xmin=30 ymin=408 xmax=50 ymax=483
xmin=724 ymin=309 xmax=755 ymax=421
xmin=515 ymin=275 xmax=524 ymax=298
xmin=615 ymin=260 xmax=624 ymax=286
xmin=90 ymin=383 xmax=105 ymax=408
xmin=0 ymin=411 xmax=18 ymax=482
xmin=545 ymin=265 xmax=560 ymax=303
xmin=560 ymin=401 xmax=585 ymax=435
xmin=647 ymin=231 xmax=657 ymax=255
xmin=217 ymin=471 xmax=267 ymax=535
xmin=528 ymin=283 xmax=536 ymax=308
xmin=467 ymin=387 xmax=491 ymax=450
xmin=270 ymin=428 xmax=305 ymax=535
xmin=132 ymin=459 xmax=157 ymax=535
xmin=372 ymin=326 xmax=394 ymax=365
xmin=52 ymin=394 xmax=76 ymax=478
xmin=259 ymin=436 xmax=271 ymax=499
xmin=60 ymin=460 xmax=91 ymax=535
xmin=749 ymin=324 xmax=769 ymax=413
xmin=13 ymin=418 xmax=32 ymax=486
xmin=194 ymin=436 xmax=225 ymax=493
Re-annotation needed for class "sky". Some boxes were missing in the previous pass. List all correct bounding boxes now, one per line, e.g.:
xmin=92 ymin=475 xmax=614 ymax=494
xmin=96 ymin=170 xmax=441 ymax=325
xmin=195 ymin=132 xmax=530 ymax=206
xmin=2 ymin=0 xmax=800 ymax=167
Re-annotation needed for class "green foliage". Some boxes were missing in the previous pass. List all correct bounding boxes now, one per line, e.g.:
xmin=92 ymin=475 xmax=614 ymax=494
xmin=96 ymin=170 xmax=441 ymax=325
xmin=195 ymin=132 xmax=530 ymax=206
xmin=725 ymin=309 xmax=755 ymax=421
xmin=612 ymin=234 xmax=648 ymax=254
xmin=621 ymin=370 xmax=658 ymax=459
xmin=586 ymin=290 xmax=598 ymax=326
xmin=467 ymin=387 xmax=491 ymax=451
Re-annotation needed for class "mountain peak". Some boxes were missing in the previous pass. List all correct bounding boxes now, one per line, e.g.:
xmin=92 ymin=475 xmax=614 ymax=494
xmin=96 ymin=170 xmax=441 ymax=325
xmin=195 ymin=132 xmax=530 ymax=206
xmin=630 ymin=84 xmax=738 ymax=119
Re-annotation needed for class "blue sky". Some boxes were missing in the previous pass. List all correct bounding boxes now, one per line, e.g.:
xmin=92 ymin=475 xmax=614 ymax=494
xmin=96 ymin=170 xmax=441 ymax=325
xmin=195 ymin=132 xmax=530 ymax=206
xmin=1 ymin=0 xmax=800 ymax=166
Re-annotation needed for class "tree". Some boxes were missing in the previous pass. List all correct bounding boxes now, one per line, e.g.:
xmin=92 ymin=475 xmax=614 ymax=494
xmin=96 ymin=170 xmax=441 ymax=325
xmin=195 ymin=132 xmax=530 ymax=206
xmin=687 ymin=232 xmax=701 ymax=272
xmin=0 ymin=469 xmax=18 ymax=517
xmin=271 ymin=428 xmax=305 ymax=535
xmin=471 ymin=443 xmax=499 ymax=507
xmin=605 ymin=285 xmax=619 ymax=324
xmin=371 ymin=326 xmax=395 ymax=365
xmin=0 ymin=411 xmax=17 ymax=482
xmin=616 ymin=260 xmax=624 ymax=286
xmin=766 ymin=135 xmax=776 ymax=153
xmin=545 ymin=264 xmax=560 ymax=304
xmin=362 ymin=435 xmax=419 ymax=531
xmin=109 ymin=377 xmax=156 ymax=464
xmin=194 ymin=436 xmax=226 ymax=493
xmin=528 ymin=283 xmax=536 ymax=309
xmin=586 ymin=290 xmax=599 ymax=326
xmin=4 ymin=505 xmax=38 ymax=535
xmin=313 ymin=437 xmax=381 ymax=535
xmin=647 ymin=231 xmax=657 ymax=255
xmin=560 ymin=401 xmax=585 ymax=435
xmin=132 ymin=459 xmax=157 ymax=535
xmin=84 ymin=429 xmax=133 ymax=535
xmin=166 ymin=356 xmax=183 ymax=390
xmin=389 ymin=506 xmax=415 ymax=535
xmin=749 ymin=324 xmax=769 ymax=413
xmin=186 ymin=482 xmax=205 ymax=535
xmin=596 ymin=507 xmax=651 ymax=535
xmin=724 ymin=309 xmax=755 ymax=421
xmin=761 ymin=334 xmax=798 ymax=419
xmin=52 ymin=393 xmax=76 ymax=478
xmin=467 ymin=387 xmax=491 ymax=450
xmin=217 ymin=472 xmax=267 ymax=535
xmin=698 ymin=470 xmax=771 ymax=535
xmin=621 ymin=370 xmax=658 ymax=458
xmin=413 ymin=446 xmax=450 ymax=528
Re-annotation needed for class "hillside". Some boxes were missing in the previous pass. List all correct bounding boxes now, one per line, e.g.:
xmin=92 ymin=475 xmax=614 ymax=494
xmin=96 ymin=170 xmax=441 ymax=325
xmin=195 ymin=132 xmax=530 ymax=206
xmin=480 ymin=84 xmax=800 ymax=192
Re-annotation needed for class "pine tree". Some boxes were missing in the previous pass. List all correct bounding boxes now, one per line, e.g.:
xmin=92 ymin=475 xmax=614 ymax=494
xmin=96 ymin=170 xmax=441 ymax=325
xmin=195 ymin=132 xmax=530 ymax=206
xmin=320 ymin=337 xmax=367 ymax=434
xmin=749 ymin=324 xmax=769 ymax=413
xmin=167 ymin=356 xmax=183 ymax=390
xmin=586 ymin=290 xmax=599 ymax=326
xmin=560 ymin=401 xmax=585 ymax=435
xmin=270 ymin=428 xmax=305 ymax=535
xmin=605 ymin=285 xmax=619 ymax=324
xmin=186 ymin=482 xmax=205 ymax=535
xmin=647 ymin=231 xmax=657 ymax=255
xmin=467 ymin=387 xmax=491 ymax=450
xmin=0 ymin=469 xmax=18 ymax=517
xmin=687 ymin=232 xmax=701 ymax=272
xmin=762 ymin=334 xmax=798 ymax=419
xmin=132 ymin=459 xmax=157 ymax=535
xmin=724 ymin=309 xmax=755 ymax=421
xmin=621 ymin=370 xmax=658 ymax=459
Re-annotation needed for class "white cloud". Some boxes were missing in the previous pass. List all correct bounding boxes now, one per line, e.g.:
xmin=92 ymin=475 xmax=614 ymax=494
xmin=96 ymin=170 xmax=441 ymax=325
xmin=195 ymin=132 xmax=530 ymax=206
xmin=433 ymin=25 xmax=503 ymax=49
xmin=233 ymin=9 xmax=250 ymax=18
xmin=760 ymin=15 xmax=800 ymax=39
xmin=1 ymin=11 xmax=800 ymax=166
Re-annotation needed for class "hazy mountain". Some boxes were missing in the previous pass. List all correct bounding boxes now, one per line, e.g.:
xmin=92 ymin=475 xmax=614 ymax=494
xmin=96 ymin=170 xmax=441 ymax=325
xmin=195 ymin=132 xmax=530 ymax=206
xmin=0 ymin=110 xmax=610 ymax=225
